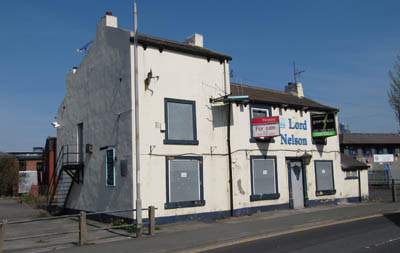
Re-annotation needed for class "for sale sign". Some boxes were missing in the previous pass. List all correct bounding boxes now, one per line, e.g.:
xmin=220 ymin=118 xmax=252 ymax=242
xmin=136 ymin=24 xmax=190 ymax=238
xmin=252 ymin=116 xmax=280 ymax=138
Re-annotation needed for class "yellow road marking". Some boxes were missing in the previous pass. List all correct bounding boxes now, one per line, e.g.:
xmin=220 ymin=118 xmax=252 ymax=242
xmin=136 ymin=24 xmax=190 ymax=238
xmin=181 ymin=213 xmax=386 ymax=253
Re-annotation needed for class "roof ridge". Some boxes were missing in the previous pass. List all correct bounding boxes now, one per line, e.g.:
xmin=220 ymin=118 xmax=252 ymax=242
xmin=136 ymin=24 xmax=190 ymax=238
xmin=231 ymin=82 xmax=290 ymax=96
xmin=230 ymin=82 xmax=337 ymax=110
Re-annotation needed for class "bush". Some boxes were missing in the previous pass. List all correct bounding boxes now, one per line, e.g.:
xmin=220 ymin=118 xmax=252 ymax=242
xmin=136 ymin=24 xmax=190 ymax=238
xmin=0 ymin=153 xmax=18 ymax=196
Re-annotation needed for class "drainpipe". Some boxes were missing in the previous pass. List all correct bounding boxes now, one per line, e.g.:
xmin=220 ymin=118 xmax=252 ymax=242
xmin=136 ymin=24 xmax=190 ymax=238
xmin=227 ymin=101 xmax=234 ymax=216
xmin=358 ymin=169 xmax=362 ymax=202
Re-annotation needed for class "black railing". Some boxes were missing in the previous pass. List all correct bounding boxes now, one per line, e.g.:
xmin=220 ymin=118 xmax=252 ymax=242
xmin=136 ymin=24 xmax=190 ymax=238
xmin=369 ymin=170 xmax=400 ymax=202
xmin=47 ymin=145 xmax=84 ymax=207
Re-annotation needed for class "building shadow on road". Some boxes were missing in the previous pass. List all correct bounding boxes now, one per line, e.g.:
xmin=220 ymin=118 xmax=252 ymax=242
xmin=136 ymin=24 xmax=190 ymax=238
xmin=384 ymin=212 xmax=400 ymax=227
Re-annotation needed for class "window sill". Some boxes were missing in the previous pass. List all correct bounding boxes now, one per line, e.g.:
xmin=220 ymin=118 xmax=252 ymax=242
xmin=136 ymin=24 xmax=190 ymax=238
xmin=345 ymin=177 xmax=359 ymax=180
xmin=316 ymin=190 xmax=336 ymax=196
xmin=164 ymin=200 xmax=205 ymax=209
xmin=164 ymin=139 xmax=199 ymax=145
xmin=249 ymin=138 xmax=275 ymax=143
xmin=250 ymin=193 xmax=280 ymax=201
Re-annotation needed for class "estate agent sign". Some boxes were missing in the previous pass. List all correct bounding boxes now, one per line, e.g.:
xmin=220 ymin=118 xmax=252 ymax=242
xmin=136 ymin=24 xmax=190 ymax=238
xmin=311 ymin=113 xmax=337 ymax=138
xmin=252 ymin=116 xmax=280 ymax=138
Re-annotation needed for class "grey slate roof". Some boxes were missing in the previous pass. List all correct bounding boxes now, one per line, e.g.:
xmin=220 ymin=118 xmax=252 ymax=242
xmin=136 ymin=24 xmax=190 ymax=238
xmin=130 ymin=34 xmax=232 ymax=62
xmin=341 ymin=153 xmax=369 ymax=171
xmin=230 ymin=83 xmax=338 ymax=112
xmin=340 ymin=133 xmax=400 ymax=145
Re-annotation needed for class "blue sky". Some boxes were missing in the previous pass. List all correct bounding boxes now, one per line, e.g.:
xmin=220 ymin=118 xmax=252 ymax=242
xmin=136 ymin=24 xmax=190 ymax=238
xmin=1 ymin=0 xmax=400 ymax=151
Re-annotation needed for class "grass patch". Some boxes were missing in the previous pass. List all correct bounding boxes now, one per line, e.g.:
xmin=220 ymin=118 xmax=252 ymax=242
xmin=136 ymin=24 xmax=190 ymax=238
xmin=0 ymin=195 xmax=16 ymax=200
xmin=110 ymin=219 xmax=136 ymax=233
xmin=20 ymin=195 xmax=47 ymax=203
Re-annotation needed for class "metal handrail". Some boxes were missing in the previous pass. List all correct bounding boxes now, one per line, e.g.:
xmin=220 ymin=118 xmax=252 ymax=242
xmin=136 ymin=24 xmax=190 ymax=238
xmin=1 ymin=206 xmax=156 ymax=244
xmin=2 ymin=208 xmax=153 ymax=225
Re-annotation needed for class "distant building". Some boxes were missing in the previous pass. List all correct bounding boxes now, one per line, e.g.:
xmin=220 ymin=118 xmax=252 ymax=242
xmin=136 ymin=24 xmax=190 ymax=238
xmin=41 ymin=137 xmax=57 ymax=195
xmin=339 ymin=133 xmax=400 ymax=179
xmin=9 ymin=147 xmax=43 ymax=195
xmin=339 ymin=123 xmax=351 ymax=133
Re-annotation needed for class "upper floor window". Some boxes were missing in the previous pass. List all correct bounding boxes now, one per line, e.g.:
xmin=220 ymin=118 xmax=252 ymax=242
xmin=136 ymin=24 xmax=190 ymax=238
xmin=362 ymin=148 xmax=371 ymax=157
xmin=36 ymin=162 xmax=43 ymax=172
xmin=164 ymin=98 xmax=198 ymax=145
xmin=249 ymin=104 xmax=272 ymax=142
xmin=348 ymin=147 xmax=357 ymax=157
xmin=19 ymin=161 xmax=26 ymax=171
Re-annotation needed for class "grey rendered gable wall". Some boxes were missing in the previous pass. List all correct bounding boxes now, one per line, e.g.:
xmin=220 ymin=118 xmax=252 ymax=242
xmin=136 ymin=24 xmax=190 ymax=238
xmin=57 ymin=24 xmax=134 ymax=216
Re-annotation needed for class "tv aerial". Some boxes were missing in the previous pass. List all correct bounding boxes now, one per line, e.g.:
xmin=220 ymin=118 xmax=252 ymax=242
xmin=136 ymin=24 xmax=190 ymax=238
xmin=293 ymin=62 xmax=305 ymax=83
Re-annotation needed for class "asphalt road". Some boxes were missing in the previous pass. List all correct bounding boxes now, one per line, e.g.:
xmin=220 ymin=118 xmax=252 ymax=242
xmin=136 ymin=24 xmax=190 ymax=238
xmin=204 ymin=213 xmax=400 ymax=253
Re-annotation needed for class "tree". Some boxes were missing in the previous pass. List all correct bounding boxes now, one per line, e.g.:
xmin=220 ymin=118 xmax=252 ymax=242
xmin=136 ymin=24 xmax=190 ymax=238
xmin=0 ymin=152 xmax=19 ymax=196
xmin=388 ymin=55 xmax=400 ymax=127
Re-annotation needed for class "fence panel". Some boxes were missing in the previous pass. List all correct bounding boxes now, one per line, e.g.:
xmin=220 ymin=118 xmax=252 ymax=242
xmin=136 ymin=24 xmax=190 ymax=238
xmin=369 ymin=171 xmax=400 ymax=202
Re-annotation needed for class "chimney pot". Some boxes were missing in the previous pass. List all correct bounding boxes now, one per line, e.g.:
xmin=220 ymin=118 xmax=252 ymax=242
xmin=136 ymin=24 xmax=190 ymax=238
xmin=106 ymin=11 xmax=113 ymax=16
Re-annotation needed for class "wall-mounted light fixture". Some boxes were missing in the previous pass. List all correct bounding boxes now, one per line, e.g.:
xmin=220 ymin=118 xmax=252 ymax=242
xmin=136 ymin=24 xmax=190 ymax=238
xmin=301 ymin=151 xmax=312 ymax=165
xmin=51 ymin=122 xmax=61 ymax=128
xmin=145 ymin=69 xmax=159 ymax=86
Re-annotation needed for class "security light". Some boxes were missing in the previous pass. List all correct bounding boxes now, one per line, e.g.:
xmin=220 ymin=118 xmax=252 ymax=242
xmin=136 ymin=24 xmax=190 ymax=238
xmin=51 ymin=122 xmax=61 ymax=128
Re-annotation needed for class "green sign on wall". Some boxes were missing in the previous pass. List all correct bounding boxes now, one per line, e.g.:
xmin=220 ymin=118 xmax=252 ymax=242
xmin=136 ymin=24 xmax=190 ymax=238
xmin=311 ymin=113 xmax=337 ymax=138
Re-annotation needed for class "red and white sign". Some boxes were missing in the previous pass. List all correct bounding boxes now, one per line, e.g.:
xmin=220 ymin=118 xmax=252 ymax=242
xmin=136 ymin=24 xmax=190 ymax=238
xmin=252 ymin=116 xmax=280 ymax=138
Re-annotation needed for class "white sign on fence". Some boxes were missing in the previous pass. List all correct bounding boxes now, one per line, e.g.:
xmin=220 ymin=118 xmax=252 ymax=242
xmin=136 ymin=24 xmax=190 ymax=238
xmin=373 ymin=154 xmax=394 ymax=163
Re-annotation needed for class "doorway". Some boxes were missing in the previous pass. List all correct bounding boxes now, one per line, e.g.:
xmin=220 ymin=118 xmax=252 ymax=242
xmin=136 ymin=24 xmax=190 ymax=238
xmin=287 ymin=159 xmax=305 ymax=209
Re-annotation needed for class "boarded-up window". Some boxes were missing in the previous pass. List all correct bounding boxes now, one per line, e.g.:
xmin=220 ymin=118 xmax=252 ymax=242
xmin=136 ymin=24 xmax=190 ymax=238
xmin=251 ymin=158 xmax=277 ymax=195
xmin=165 ymin=157 xmax=205 ymax=209
xmin=164 ymin=98 xmax=198 ymax=145
xmin=315 ymin=161 xmax=335 ymax=193
xmin=250 ymin=156 xmax=280 ymax=201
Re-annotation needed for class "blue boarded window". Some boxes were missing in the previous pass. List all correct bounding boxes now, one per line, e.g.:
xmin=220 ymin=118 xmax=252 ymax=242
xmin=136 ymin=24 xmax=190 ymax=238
xmin=165 ymin=156 xmax=205 ymax=209
xmin=249 ymin=156 xmax=280 ymax=201
xmin=164 ymin=98 xmax=198 ymax=145
xmin=315 ymin=160 xmax=336 ymax=196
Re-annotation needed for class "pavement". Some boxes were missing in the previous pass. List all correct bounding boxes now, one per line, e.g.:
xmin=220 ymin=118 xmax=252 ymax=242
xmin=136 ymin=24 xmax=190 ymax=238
xmin=1 ymin=200 xmax=400 ymax=252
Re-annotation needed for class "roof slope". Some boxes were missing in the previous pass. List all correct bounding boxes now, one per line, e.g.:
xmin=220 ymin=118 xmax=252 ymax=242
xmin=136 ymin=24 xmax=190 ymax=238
xmin=340 ymin=133 xmax=400 ymax=145
xmin=341 ymin=153 xmax=369 ymax=171
xmin=129 ymin=34 xmax=232 ymax=62
xmin=230 ymin=83 xmax=338 ymax=112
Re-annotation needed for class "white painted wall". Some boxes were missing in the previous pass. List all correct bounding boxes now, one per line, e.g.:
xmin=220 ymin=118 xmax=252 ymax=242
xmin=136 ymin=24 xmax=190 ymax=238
xmin=130 ymin=44 xmax=231 ymax=218
xmin=229 ymin=105 xmax=366 ymax=209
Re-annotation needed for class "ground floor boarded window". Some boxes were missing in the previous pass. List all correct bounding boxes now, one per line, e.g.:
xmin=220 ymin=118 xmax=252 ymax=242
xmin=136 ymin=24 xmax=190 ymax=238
xmin=250 ymin=156 xmax=280 ymax=201
xmin=315 ymin=160 xmax=336 ymax=196
xmin=165 ymin=156 xmax=205 ymax=209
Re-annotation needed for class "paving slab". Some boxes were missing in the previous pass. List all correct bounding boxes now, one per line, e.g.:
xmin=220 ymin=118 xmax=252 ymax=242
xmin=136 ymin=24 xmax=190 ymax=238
xmin=0 ymin=200 xmax=134 ymax=252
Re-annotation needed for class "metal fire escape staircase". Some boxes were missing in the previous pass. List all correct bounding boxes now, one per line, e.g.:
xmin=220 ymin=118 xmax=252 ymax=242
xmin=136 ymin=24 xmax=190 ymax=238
xmin=47 ymin=145 xmax=84 ymax=209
